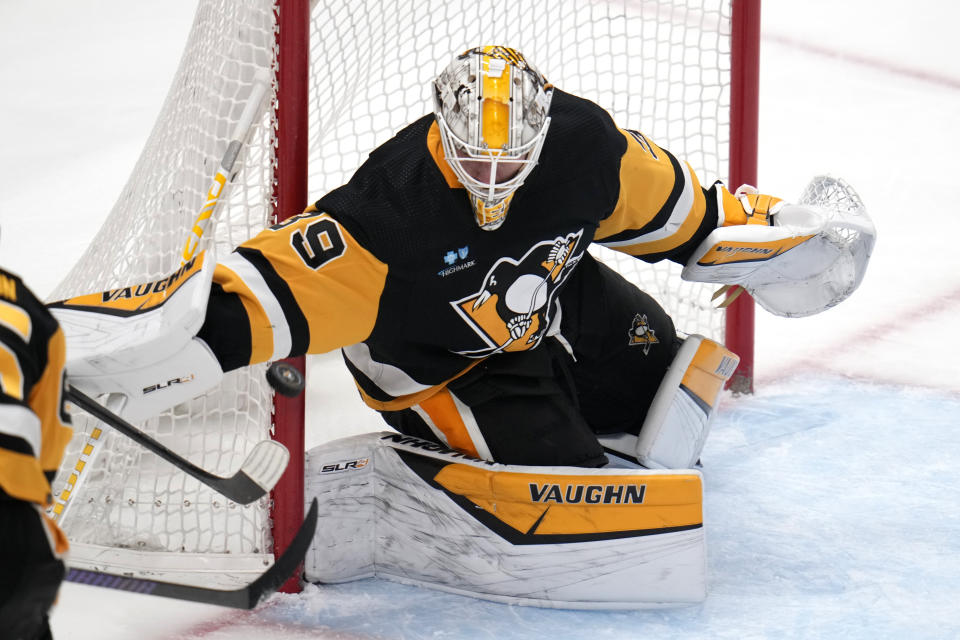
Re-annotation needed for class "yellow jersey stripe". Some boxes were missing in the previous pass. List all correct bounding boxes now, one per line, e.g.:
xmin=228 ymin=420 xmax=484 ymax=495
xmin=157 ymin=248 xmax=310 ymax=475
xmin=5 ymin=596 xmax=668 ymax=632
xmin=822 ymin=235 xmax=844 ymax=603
xmin=0 ymin=448 xmax=49 ymax=504
xmin=0 ymin=299 xmax=32 ymax=341
xmin=426 ymin=121 xmax=462 ymax=188
xmin=351 ymin=360 xmax=484 ymax=412
xmin=29 ymin=327 xmax=72 ymax=475
xmin=414 ymin=389 xmax=492 ymax=460
xmin=598 ymin=155 xmax=707 ymax=256
xmin=0 ymin=342 xmax=24 ymax=400
xmin=417 ymin=390 xmax=479 ymax=458
xmin=596 ymin=131 xmax=679 ymax=241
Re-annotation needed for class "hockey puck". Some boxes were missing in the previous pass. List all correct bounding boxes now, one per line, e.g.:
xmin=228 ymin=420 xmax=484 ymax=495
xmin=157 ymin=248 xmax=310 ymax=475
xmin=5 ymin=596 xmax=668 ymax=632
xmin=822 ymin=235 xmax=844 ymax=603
xmin=266 ymin=361 xmax=305 ymax=398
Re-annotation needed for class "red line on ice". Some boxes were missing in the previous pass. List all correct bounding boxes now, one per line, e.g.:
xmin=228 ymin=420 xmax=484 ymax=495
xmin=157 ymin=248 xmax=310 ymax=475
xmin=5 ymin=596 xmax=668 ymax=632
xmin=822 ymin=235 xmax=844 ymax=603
xmin=758 ymin=284 xmax=960 ymax=394
xmin=765 ymin=32 xmax=960 ymax=90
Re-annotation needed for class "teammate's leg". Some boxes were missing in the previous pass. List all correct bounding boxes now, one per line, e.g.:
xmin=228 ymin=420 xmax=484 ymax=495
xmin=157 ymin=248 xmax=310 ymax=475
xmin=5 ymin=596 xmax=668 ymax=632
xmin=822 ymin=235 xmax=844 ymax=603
xmin=0 ymin=500 xmax=67 ymax=640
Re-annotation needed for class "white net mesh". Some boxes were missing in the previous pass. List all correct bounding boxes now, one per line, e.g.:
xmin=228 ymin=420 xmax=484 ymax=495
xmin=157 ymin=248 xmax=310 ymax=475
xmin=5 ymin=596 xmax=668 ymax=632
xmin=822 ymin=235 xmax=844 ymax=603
xmin=49 ymin=0 xmax=740 ymax=585
xmin=50 ymin=1 xmax=279 ymax=584
xmin=306 ymin=0 xmax=734 ymax=340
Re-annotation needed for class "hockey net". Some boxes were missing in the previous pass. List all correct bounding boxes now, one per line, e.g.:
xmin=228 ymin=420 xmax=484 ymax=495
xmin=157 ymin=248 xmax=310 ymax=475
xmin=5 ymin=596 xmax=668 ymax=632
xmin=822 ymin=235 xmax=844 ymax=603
xmin=49 ymin=0 xmax=756 ymax=588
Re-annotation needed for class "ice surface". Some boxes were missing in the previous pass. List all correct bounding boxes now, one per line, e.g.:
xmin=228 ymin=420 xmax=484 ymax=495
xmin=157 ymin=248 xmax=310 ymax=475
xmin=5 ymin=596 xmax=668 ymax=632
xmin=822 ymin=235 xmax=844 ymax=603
xmin=234 ymin=378 xmax=960 ymax=640
xmin=1 ymin=0 xmax=958 ymax=638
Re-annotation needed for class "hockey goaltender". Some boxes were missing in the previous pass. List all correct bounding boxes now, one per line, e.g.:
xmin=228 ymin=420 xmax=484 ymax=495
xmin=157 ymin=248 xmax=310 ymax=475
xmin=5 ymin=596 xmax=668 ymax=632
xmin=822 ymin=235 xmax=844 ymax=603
xmin=50 ymin=46 xmax=875 ymax=608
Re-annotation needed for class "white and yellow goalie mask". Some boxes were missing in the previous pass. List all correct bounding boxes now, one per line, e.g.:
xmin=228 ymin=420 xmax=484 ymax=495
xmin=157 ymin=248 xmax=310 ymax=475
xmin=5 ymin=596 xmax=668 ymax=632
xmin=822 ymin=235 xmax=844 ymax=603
xmin=433 ymin=46 xmax=554 ymax=230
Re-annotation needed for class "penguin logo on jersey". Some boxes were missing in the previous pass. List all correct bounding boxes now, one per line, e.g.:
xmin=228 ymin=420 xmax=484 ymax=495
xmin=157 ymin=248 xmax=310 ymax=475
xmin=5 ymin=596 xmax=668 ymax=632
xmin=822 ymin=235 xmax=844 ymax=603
xmin=451 ymin=230 xmax=585 ymax=357
xmin=628 ymin=313 xmax=659 ymax=355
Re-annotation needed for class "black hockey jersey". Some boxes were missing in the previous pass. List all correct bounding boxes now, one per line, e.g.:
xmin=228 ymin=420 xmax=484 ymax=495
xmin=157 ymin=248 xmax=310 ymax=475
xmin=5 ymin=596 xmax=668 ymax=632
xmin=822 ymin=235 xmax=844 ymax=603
xmin=200 ymin=90 xmax=722 ymax=411
xmin=0 ymin=269 xmax=72 ymax=506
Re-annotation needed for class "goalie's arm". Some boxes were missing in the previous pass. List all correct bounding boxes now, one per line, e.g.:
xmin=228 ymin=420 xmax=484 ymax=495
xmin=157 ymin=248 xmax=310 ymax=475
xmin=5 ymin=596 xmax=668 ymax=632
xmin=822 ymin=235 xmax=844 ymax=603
xmin=49 ymin=211 xmax=387 ymax=422
xmin=586 ymin=128 xmax=877 ymax=318
xmin=592 ymin=128 xmax=775 ymax=265
xmin=198 ymin=209 xmax=389 ymax=372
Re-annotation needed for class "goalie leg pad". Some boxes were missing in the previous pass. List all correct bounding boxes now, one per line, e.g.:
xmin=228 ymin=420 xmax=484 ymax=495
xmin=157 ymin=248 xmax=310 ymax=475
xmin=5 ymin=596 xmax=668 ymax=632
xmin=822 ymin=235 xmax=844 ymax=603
xmin=631 ymin=335 xmax=739 ymax=469
xmin=304 ymin=432 xmax=706 ymax=609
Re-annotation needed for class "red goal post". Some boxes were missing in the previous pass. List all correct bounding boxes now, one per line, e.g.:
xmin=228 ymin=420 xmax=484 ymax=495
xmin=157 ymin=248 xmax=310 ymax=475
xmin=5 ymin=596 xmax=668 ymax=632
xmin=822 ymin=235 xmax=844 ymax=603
xmin=727 ymin=0 xmax=761 ymax=394
xmin=272 ymin=0 xmax=309 ymax=594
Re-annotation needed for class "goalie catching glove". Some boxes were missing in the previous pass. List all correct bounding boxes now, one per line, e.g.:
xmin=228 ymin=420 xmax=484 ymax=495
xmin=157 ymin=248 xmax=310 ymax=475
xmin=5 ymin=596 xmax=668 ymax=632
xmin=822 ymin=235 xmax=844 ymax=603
xmin=48 ymin=252 xmax=223 ymax=422
xmin=684 ymin=176 xmax=876 ymax=317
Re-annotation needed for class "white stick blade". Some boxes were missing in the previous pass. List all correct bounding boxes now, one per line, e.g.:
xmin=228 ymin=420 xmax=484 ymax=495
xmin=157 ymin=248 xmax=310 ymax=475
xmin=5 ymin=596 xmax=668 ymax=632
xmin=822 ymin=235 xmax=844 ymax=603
xmin=241 ymin=440 xmax=290 ymax=492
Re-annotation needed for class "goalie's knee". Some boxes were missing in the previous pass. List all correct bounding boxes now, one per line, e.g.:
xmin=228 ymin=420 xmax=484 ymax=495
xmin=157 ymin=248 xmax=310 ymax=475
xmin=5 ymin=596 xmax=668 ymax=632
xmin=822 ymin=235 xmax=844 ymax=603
xmin=633 ymin=335 xmax=739 ymax=469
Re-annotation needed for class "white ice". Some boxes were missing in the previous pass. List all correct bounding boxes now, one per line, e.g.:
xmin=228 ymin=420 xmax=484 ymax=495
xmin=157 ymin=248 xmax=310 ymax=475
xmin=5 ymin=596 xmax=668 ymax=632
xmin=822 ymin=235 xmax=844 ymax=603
xmin=1 ymin=1 xmax=958 ymax=638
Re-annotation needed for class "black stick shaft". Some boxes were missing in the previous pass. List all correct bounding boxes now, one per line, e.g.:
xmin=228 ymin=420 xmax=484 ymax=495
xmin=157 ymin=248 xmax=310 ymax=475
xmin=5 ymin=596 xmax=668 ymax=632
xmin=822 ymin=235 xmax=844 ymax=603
xmin=64 ymin=386 xmax=263 ymax=503
xmin=65 ymin=499 xmax=319 ymax=609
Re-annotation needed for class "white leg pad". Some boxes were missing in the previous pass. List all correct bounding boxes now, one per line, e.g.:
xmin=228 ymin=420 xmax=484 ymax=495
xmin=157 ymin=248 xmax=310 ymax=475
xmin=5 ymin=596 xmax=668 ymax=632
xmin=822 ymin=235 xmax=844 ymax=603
xmin=304 ymin=432 xmax=707 ymax=609
xmin=635 ymin=335 xmax=739 ymax=469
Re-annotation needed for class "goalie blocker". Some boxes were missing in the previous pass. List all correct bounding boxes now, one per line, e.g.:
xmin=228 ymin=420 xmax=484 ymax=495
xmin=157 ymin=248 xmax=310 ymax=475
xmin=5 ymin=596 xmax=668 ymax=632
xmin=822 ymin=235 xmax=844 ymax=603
xmin=48 ymin=251 xmax=224 ymax=422
xmin=304 ymin=432 xmax=706 ymax=609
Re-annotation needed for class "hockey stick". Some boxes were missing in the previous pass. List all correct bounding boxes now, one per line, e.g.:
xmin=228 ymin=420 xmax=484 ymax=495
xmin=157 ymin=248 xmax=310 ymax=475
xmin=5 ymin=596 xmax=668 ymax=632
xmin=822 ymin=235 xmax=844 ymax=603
xmin=182 ymin=68 xmax=272 ymax=263
xmin=65 ymin=498 xmax=319 ymax=609
xmin=64 ymin=385 xmax=289 ymax=505
xmin=50 ymin=392 xmax=124 ymax=521
xmin=52 ymin=70 xmax=272 ymax=520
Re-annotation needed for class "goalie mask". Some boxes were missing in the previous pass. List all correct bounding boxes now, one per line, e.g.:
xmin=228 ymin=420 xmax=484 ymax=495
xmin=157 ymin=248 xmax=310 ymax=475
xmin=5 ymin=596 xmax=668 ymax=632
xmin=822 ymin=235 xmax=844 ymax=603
xmin=433 ymin=46 xmax=554 ymax=230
